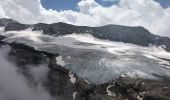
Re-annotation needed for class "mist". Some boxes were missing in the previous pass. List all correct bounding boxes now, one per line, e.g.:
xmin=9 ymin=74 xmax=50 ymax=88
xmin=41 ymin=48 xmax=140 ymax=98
xmin=0 ymin=46 xmax=54 ymax=100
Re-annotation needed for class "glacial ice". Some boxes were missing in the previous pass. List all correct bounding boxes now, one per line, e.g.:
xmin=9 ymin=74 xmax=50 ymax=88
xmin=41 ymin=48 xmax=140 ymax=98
xmin=1 ymin=29 xmax=170 ymax=84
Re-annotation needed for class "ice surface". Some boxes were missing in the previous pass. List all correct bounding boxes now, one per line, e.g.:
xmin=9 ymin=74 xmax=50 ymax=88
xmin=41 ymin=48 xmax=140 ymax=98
xmin=1 ymin=30 xmax=170 ymax=84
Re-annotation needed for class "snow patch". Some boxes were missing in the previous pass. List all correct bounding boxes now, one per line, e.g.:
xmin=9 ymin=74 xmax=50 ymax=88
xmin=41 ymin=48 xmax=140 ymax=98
xmin=67 ymin=56 xmax=71 ymax=59
xmin=120 ymin=73 xmax=128 ymax=78
xmin=73 ymin=92 xmax=77 ymax=100
xmin=56 ymin=56 xmax=66 ymax=66
xmin=84 ymin=79 xmax=90 ymax=84
xmin=106 ymin=85 xmax=116 ymax=97
xmin=137 ymin=92 xmax=145 ymax=100
xmin=0 ymin=27 xmax=5 ymax=32
xmin=69 ymin=71 xmax=77 ymax=84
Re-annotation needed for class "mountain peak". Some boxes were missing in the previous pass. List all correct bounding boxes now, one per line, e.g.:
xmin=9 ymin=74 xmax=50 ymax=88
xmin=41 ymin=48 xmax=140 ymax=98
xmin=0 ymin=18 xmax=18 ymax=27
xmin=0 ymin=18 xmax=170 ymax=52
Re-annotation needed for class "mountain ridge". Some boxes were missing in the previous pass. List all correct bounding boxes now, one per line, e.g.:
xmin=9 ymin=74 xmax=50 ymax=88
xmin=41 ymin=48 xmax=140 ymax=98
xmin=1 ymin=18 xmax=170 ymax=52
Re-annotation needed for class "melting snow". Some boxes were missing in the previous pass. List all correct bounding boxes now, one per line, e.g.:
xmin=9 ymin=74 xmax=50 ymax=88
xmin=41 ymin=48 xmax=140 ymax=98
xmin=56 ymin=56 xmax=66 ymax=66
xmin=73 ymin=92 xmax=77 ymax=100
xmin=69 ymin=71 xmax=77 ymax=84
xmin=106 ymin=85 xmax=116 ymax=97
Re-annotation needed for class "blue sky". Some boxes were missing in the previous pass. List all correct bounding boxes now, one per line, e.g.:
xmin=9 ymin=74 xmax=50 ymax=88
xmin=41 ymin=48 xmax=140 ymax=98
xmin=41 ymin=0 xmax=170 ymax=11
xmin=41 ymin=0 xmax=121 ymax=11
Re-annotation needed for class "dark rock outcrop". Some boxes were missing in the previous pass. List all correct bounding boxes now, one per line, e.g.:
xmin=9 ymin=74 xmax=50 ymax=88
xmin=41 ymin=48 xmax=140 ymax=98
xmin=0 ymin=18 xmax=18 ymax=26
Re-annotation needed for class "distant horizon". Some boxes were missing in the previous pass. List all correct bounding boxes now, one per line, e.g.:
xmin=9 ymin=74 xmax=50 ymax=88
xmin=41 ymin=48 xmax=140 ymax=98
xmin=0 ymin=17 xmax=150 ymax=30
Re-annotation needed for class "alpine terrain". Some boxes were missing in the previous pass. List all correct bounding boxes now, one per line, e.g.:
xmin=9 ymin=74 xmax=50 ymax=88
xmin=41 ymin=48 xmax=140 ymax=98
xmin=0 ymin=18 xmax=170 ymax=100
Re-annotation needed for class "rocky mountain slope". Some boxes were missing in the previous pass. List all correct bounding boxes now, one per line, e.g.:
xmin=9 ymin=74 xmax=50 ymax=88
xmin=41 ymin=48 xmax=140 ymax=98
xmin=1 ymin=18 xmax=170 ymax=52
xmin=0 ymin=18 xmax=170 ymax=100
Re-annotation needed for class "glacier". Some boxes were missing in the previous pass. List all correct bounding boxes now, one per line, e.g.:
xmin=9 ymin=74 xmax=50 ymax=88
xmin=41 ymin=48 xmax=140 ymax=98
xmin=0 ymin=29 xmax=170 ymax=84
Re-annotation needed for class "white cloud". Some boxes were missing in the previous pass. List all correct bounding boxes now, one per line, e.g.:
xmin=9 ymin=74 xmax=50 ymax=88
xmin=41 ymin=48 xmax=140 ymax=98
xmin=0 ymin=46 xmax=54 ymax=100
xmin=102 ymin=0 xmax=119 ymax=2
xmin=0 ymin=0 xmax=170 ymax=37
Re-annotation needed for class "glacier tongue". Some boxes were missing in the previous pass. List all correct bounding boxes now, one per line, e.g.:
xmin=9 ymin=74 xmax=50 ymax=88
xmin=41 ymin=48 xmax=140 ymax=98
xmin=1 ymin=30 xmax=170 ymax=84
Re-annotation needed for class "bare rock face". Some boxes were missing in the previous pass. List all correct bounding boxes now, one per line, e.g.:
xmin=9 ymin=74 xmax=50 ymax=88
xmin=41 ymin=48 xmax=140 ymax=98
xmin=47 ymin=56 xmax=73 ymax=99
xmin=0 ymin=35 xmax=5 ymax=46
xmin=143 ymin=81 xmax=170 ymax=100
